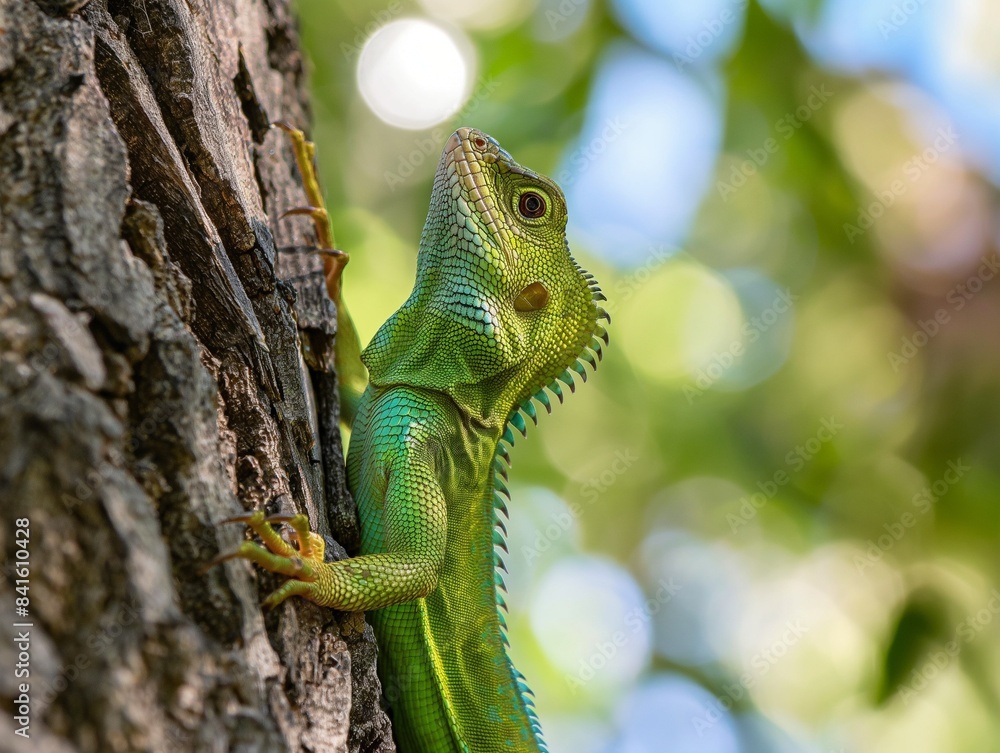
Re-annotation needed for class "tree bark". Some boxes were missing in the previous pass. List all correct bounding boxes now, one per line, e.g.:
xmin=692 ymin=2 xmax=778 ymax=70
xmin=0 ymin=1 xmax=394 ymax=751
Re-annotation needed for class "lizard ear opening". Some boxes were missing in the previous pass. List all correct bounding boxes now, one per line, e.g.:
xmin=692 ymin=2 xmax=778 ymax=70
xmin=513 ymin=281 xmax=549 ymax=312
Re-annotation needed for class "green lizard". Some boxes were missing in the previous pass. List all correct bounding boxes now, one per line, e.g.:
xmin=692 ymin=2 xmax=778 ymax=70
xmin=212 ymin=127 xmax=609 ymax=752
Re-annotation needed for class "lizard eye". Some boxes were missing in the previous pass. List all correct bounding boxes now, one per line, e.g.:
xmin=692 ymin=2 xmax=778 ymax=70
xmin=473 ymin=136 xmax=487 ymax=149
xmin=518 ymin=191 xmax=546 ymax=219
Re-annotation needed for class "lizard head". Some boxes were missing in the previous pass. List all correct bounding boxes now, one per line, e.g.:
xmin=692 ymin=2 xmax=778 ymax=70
xmin=363 ymin=127 xmax=608 ymax=426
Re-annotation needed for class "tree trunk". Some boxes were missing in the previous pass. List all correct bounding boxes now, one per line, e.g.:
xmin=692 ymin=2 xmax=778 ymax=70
xmin=0 ymin=1 xmax=394 ymax=751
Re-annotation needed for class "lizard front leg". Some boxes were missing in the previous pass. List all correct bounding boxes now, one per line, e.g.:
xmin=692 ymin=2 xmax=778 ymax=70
xmin=208 ymin=448 xmax=446 ymax=612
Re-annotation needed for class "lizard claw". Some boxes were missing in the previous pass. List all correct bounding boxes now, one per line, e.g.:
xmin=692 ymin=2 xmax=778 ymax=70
xmin=270 ymin=120 xmax=300 ymax=134
xmin=219 ymin=512 xmax=260 ymax=525
xmin=280 ymin=205 xmax=328 ymax=222
xmin=203 ymin=510 xmax=327 ymax=607
xmin=262 ymin=514 xmax=297 ymax=523
xmin=199 ymin=549 xmax=245 ymax=575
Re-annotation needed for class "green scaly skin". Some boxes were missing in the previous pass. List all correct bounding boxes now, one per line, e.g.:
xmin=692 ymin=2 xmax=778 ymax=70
xmin=216 ymin=127 xmax=609 ymax=752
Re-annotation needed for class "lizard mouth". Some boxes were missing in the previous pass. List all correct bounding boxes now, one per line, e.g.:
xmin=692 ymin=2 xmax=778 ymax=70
xmin=442 ymin=126 xmax=563 ymax=266
xmin=442 ymin=127 xmax=511 ymax=258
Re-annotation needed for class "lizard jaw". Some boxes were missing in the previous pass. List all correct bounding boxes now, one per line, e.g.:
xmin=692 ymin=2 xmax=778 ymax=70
xmin=443 ymin=127 xmax=516 ymax=262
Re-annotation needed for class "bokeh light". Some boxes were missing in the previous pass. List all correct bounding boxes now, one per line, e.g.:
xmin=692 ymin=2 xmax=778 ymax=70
xmin=638 ymin=530 xmax=749 ymax=666
xmin=610 ymin=0 xmax=747 ymax=67
xmin=419 ymin=0 xmax=537 ymax=30
xmin=356 ymin=19 xmax=473 ymax=129
xmin=529 ymin=556 xmax=652 ymax=692
xmin=533 ymin=0 xmax=592 ymax=41
xmin=616 ymin=257 xmax=746 ymax=387
xmin=564 ymin=44 xmax=724 ymax=266
xmin=296 ymin=0 xmax=1000 ymax=749
xmin=611 ymin=675 xmax=742 ymax=752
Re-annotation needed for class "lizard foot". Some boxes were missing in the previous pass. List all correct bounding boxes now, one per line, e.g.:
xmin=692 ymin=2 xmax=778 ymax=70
xmin=272 ymin=121 xmax=349 ymax=303
xmin=205 ymin=510 xmax=330 ymax=610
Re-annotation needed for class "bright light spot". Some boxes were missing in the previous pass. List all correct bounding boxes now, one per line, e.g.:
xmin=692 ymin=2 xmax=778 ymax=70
xmin=736 ymin=546 xmax=879 ymax=724
xmin=611 ymin=675 xmax=742 ymax=753
xmin=715 ymin=269 xmax=795 ymax=391
xmin=832 ymin=83 xmax=988 ymax=282
xmin=533 ymin=0 xmax=591 ymax=41
xmin=357 ymin=19 xmax=472 ymax=130
xmin=789 ymin=0 xmax=941 ymax=75
xmin=617 ymin=257 xmax=744 ymax=386
xmin=564 ymin=44 xmax=723 ymax=266
xmin=926 ymin=0 xmax=1000 ymax=87
xmin=419 ymin=0 xmax=537 ymax=30
xmin=610 ymin=0 xmax=746 ymax=66
xmin=736 ymin=713 xmax=826 ymax=753
xmin=788 ymin=276 xmax=912 ymax=426
xmin=530 ymin=557 xmax=651 ymax=691
xmin=923 ymin=0 xmax=1000 ymax=184
xmin=503 ymin=487 xmax=583 ymax=611
xmin=638 ymin=530 xmax=748 ymax=666
xmin=539 ymin=715 xmax=615 ymax=753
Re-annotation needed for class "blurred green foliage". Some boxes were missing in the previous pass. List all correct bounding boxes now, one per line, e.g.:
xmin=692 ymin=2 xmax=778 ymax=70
xmin=294 ymin=1 xmax=1000 ymax=750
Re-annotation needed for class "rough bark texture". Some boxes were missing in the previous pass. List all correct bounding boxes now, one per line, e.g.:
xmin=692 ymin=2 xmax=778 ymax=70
xmin=0 ymin=1 xmax=394 ymax=751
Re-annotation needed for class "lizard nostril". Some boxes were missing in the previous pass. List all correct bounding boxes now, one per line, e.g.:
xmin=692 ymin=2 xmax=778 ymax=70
xmin=473 ymin=136 xmax=487 ymax=149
